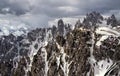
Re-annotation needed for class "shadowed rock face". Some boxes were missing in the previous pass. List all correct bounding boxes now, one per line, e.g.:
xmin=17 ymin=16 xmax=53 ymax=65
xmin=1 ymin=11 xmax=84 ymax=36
xmin=107 ymin=14 xmax=119 ymax=27
xmin=58 ymin=19 xmax=65 ymax=36
xmin=1 ymin=12 xmax=120 ymax=76
xmin=83 ymin=11 xmax=103 ymax=27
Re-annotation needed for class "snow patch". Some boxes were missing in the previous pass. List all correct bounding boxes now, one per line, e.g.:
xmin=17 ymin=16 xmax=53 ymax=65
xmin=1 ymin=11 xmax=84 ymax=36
xmin=96 ymin=27 xmax=120 ymax=36
xmin=96 ymin=35 xmax=108 ymax=46
xmin=94 ymin=59 xmax=113 ymax=76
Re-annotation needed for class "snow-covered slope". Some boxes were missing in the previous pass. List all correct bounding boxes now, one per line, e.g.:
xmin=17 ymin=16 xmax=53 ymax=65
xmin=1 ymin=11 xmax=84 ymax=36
xmin=96 ymin=26 xmax=120 ymax=46
xmin=0 ymin=19 xmax=28 ymax=36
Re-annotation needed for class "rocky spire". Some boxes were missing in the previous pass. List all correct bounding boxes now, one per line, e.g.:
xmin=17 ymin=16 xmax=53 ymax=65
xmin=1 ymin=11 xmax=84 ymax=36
xmin=51 ymin=25 xmax=57 ymax=38
xmin=57 ymin=19 xmax=65 ymax=36
xmin=75 ymin=19 xmax=82 ymax=29
xmin=107 ymin=14 xmax=118 ymax=27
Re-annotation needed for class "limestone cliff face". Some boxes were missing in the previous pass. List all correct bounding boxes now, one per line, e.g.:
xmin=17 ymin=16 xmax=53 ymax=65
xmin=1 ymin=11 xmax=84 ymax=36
xmin=1 ymin=12 xmax=120 ymax=76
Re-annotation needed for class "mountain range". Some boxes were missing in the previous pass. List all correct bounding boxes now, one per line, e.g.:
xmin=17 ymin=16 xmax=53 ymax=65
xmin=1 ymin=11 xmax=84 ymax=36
xmin=0 ymin=11 xmax=120 ymax=76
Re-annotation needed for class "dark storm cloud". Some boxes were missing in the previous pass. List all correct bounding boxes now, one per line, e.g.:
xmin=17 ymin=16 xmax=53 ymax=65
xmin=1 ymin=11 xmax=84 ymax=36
xmin=30 ymin=0 xmax=120 ymax=17
xmin=0 ymin=0 xmax=120 ymax=16
xmin=0 ymin=0 xmax=32 ymax=15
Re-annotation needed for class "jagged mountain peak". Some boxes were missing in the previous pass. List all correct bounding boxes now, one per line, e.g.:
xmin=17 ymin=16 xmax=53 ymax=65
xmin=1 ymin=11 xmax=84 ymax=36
xmin=107 ymin=14 xmax=119 ymax=27
xmin=83 ymin=11 xmax=103 ymax=26
xmin=50 ymin=12 xmax=119 ymax=30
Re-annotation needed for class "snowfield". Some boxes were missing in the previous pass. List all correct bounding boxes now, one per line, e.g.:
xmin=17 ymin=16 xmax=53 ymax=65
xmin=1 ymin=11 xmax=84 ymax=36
xmin=94 ymin=59 xmax=113 ymax=76
xmin=0 ymin=19 xmax=28 ymax=36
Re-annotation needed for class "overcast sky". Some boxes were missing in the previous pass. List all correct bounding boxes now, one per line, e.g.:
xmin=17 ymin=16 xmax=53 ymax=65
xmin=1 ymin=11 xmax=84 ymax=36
xmin=0 ymin=0 xmax=120 ymax=28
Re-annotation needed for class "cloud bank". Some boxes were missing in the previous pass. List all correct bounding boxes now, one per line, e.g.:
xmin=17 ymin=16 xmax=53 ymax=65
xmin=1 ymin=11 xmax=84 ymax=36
xmin=0 ymin=0 xmax=120 ymax=27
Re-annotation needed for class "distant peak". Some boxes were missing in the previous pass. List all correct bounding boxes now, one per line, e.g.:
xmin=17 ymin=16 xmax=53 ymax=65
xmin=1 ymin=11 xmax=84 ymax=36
xmin=0 ymin=19 xmax=28 ymax=36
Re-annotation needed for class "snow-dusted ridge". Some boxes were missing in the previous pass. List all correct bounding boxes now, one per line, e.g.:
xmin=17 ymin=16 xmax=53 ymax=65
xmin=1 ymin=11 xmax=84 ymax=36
xmin=95 ymin=26 xmax=120 ymax=46
xmin=0 ymin=19 xmax=29 ymax=36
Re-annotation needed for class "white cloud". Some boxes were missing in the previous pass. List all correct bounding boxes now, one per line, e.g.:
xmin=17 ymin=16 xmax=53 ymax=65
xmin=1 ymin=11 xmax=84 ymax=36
xmin=58 ymin=6 xmax=78 ymax=13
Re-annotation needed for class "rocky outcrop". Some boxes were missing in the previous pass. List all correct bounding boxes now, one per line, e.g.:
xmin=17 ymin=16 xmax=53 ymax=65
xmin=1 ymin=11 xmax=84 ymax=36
xmin=83 ymin=11 xmax=103 ymax=27
xmin=107 ymin=14 xmax=119 ymax=27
